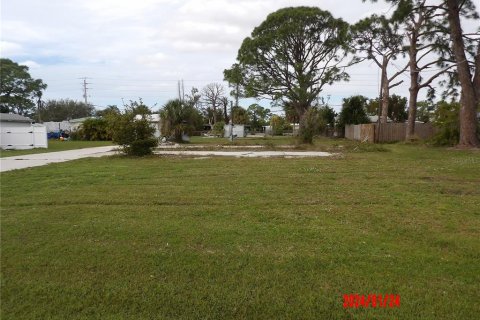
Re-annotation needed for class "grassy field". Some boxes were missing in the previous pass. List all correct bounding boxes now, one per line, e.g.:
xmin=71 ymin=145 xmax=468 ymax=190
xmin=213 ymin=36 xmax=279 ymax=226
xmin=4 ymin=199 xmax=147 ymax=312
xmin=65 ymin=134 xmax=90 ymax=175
xmin=0 ymin=140 xmax=114 ymax=158
xmin=1 ymin=141 xmax=479 ymax=319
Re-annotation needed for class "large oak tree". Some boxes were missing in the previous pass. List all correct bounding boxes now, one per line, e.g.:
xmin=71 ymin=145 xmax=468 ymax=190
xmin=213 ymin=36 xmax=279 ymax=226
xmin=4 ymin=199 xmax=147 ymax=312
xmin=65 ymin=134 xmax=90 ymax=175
xmin=0 ymin=58 xmax=47 ymax=117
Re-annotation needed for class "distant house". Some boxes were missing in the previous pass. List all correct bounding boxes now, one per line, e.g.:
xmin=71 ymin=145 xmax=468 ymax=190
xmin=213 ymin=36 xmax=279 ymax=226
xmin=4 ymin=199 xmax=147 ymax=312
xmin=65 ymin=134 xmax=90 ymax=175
xmin=44 ymin=117 xmax=96 ymax=134
xmin=135 ymin=114 xmax=161 ymax=138
xmin=0 ymin=113 xmax=48 ymax=150
xmin=69 ymin=117 xmax=96 ymax=131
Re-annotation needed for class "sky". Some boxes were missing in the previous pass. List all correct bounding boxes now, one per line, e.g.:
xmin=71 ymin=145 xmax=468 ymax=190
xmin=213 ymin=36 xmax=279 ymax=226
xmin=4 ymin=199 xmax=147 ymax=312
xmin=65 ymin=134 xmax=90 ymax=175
xmin=1 ymin=0 xmax=478 ymax=114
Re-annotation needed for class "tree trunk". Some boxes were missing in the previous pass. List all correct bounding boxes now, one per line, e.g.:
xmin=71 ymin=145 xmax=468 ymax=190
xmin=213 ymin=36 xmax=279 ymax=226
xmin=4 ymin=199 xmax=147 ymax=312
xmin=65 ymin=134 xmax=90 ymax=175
xmin=223 ymin=103 xmax=229 ymax=123
xmin=380 ymin=58 xmax=389 ymax=124
xmin=213 ymin=104 xmax=217 ymax=124
xmin=406 ymin=26 xmax=419 ymax=140
xmin=295 ymin=103 xmax=311 ymax=143
xmin=235 ymin=83 xmax=240 ymax=108
xmin=407 ymin=52 xmax=419 ymax=140
xmin=447 ymin=0 xmax=479 ymax=148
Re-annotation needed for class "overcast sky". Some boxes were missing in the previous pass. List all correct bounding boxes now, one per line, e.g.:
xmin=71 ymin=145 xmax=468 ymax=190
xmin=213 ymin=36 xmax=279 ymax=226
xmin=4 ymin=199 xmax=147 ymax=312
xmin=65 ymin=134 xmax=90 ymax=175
xmin=1 ymin=0 xmax=477 ymax=113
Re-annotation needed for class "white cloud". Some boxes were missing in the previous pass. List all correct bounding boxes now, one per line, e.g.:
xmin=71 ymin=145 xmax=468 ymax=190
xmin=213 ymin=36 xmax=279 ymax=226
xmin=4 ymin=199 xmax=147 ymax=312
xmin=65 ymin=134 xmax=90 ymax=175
xmin=1 ymin=0 xmax=430 ymax=109
xmin=1 ymin=41 xmax=24 ymax=56
xmin=19 ymin=60 xmax=41 ymax=69
xmin=136 ymin=52 xmax=169 ymax=67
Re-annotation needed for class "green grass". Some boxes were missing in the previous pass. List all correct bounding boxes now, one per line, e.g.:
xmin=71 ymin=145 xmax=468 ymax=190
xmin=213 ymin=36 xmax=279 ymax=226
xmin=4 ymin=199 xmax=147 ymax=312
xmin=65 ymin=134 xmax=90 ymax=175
xmin=0 ymin=140 xmax=114 ymax=158
xmin=184 ymin=136 xmax=389 ymax=152
xmin=1 ymin=143 xmax=479 ymax=319
xmin=189 ymin=135 xmax=295 ymax=146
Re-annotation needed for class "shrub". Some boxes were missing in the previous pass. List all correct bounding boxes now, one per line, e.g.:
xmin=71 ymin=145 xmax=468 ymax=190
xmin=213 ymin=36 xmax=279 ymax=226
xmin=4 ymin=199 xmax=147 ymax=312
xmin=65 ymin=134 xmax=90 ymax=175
xmin=212 ymin=121 xmax=225 ymax=137
xmin=432 ymin=101 xmax=460 ymax=146
xmin=110 ymin=102 xmax=158 ymax=156
xmin=270 ymin=115 xmax=286 ymax=136
xmin=299 ymin=108 xmax=321 ymax=144
xmin=75 ymin=118 xmax=111 ymax=141
xmin=124 ymin=138 xmax=158 ymax=156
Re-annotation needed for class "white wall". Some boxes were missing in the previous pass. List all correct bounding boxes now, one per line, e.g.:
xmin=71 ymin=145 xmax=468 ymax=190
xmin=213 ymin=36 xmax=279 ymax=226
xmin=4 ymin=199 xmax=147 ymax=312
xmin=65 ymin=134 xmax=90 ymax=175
xmin=44 ymin=121 xmax=72 ymax=132
xmin=1 ymin=123 xmax=48 ymax=150
xmin=224 ymin=124 xmax=246 ymax=138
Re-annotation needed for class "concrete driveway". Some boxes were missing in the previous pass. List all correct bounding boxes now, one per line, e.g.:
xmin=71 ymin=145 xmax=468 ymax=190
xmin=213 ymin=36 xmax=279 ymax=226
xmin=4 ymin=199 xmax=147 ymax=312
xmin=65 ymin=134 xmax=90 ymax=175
xmin=1 ymin=146 xmax=335 ymax=172
xmin=155 ymin=150 xmax=333 ymax=158
xmin=0 ymin=146 xmax=117 ymax=172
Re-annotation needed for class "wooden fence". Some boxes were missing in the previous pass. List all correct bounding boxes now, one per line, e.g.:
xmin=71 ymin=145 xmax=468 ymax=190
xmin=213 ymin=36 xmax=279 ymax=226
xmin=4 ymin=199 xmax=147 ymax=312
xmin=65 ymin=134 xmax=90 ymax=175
xmin=345 ymin=123 xmax=436 ymax=143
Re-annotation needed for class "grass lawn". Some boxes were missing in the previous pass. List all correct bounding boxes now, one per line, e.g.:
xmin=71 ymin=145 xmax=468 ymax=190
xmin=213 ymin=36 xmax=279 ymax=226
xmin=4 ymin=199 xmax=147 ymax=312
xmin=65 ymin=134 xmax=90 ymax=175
xmin=0 ymin=140 xmax=114 ymax=158
xmin=1 ymin=142 xmax=479 ymax=319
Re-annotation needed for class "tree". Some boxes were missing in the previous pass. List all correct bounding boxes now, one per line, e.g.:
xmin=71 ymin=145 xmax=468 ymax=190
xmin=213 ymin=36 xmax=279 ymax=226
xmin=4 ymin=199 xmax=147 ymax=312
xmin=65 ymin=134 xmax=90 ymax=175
xmin=223 ymin=63 xmax=246 ymax=108
xmin=184 ymin=87 xmax=202 ymax=109
xmin=337 ymin=95 xmax=370 ymax=128
xmin=445 ymin=0 xmax=479 ymax=147
xmin=110 ymin=100 xmax=158 ymax=156
xmin=351 ymin=15 xmax=407 ymax=124
xmin=390 ymin=1 xmax=456 ymax=139
xmin=202 ymin=83 xmax=225 ymax=125
xmin=96 ymin=105 xmax=120 ymax=118
xmin=432 ymin=100 xmax=461 ymax=145
xmin=231 ymin=106 xmax=249 ymax=124
xmin=221 ymin=96 xmax=230 ymax=123
xmin=40 ymin=99 xmax=95 ymax=122
xmin=0 ymin=58 xmax=47 ymax=117
xmin=247 ymin=104 xmax=271 ymax=131
xmin=74 ymin=118 xmax=110 ymax=141
xmin=317 ymin=105 xmax=337 ymax=128
xmin=228 ymin=6 xmax=350 ymax=143
xmin=373 ymin=0 xmax=479 ymax=146
xmin=366 ymin=95 xmax=407 ymax=122
xmin=95 ymin=105 xmax=120 ymax=139
xmin=160 ymin=99 xmax=203 ymax=142
xmin=270 ymin=115 xmax=288 ymax=136
xmin=127 ymin=99 xmax=152 ymax=116
xmin=416 ymin=100 xmax=435 ymax=123
xmin=387 ymin=94 xmax=408 ymax=122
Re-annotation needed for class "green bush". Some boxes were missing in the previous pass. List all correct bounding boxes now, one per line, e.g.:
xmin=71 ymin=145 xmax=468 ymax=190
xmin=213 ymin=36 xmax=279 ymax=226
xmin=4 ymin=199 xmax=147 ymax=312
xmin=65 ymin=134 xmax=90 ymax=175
xmin=270 ymin=115 xmax=286 ymax=136
xmin=74 ymin=118 xmax=111 ymax=141
xmin=124 ymin=138 xmax=158 ymax=156
xmin=110 ymin=102 xmax=158 ymax=156
xmin=212 ymin=121 xmax=225 ymax=137
xmin=160 ymin=99 xmax=203 ymax=142
xmin=432 ymin=101 xmax=460 ymax=146
xmin=337 ymin=95 xmax=370 ymax=128
xmin=299 ymin=108 xmax=320 ymax=144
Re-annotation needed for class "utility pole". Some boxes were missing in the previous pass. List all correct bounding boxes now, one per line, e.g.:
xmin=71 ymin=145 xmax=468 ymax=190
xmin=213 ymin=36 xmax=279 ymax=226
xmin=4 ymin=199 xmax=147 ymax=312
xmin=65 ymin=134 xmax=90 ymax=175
xmin=177 ymin=80 xmax=181 ymax=101
xmin=181 ymin=79 xmax=185 ymax=102
xmin=80 ymin=77 xmax=91 ymax=105
xmin=230 ymin=101 xmax=234 ymax=142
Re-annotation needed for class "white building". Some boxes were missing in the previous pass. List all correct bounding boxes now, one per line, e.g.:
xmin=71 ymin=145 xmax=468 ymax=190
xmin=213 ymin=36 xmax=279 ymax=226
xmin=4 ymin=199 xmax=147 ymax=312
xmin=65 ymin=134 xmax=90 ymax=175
xmin=135 ymin=114 xmax=161 ymax=138
xmin=0 ymin=113 xmax=48 ymax=150
xmin=224 ymin=124 xmax=247 ymax=138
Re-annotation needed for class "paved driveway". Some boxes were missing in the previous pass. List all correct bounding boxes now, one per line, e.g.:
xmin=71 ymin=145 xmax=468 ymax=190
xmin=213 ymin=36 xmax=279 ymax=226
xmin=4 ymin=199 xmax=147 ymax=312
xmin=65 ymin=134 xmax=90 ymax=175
xmin=0 ymin=146 xmax=117 ymax=172
xmin=155 ymin=150 xmax=333 ymax=158
xmin=1 ymin=147 xmax=335 ymax=172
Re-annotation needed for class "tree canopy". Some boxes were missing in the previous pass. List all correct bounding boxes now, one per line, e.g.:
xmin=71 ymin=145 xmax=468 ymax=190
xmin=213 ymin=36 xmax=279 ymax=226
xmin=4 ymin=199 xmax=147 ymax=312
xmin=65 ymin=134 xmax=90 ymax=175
xmin=338 ymin=95 xmax=371 ymax=127
xmin=160 ymin=99 xmax=203 ymax=142
xmin=40 ymin=99 xmax=95 ymax=122
xmin=226 ymin=6 xmax=350 ymax=142
xmin=0 ymin=58 xmax=47 ymax=117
